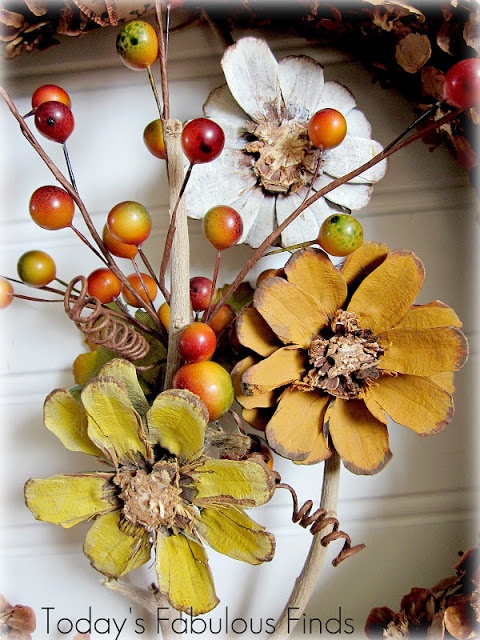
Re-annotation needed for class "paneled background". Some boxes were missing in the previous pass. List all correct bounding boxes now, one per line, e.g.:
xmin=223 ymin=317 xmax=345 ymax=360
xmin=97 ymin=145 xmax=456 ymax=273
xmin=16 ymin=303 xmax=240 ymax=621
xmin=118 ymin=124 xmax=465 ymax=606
xmin=1 ymin=16 xmax=478 ymax=639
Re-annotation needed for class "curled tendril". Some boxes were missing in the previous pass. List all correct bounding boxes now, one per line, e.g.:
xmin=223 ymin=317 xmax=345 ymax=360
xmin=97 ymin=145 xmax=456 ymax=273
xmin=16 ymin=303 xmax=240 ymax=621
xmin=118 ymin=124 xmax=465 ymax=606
xmin=275 ymin=474 xmax=365 ymax=566
xmin=64 ymin=275 xmax=149 ymax=361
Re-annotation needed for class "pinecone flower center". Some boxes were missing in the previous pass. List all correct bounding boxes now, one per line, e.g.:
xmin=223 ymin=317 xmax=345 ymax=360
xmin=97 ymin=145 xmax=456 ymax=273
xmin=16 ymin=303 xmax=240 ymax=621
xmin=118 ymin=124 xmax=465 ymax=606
xmin=114 ymin=461 xmax=194 ymax=533
xmin=244 ymin=119 xmax=321 ymax=194
xmin=299 ymin=310 xmax=385 ymax=399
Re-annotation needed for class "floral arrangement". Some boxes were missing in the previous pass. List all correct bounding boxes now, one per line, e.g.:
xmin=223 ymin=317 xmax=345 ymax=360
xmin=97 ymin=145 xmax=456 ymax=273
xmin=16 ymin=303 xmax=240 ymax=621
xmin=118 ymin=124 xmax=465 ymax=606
xmin=0 ymin=1 xmax=478 ymax=638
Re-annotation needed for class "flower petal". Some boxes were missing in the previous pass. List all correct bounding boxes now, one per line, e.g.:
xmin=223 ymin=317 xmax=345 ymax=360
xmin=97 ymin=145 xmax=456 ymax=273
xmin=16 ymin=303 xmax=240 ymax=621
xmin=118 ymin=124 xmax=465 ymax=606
xmin=394 ymin=301 xmax=462 ymax=329
xmin=146 ymin=389 xmax=208 ymax=462
xmin=185 ymin=149 xmax=256 ymax=219
xmin=278 ymin=54 xmax=324 ymax=120
xmin=347 ymin=250 xmax=425 ymax=334
xmin=43 ymin=389 xmax=105 ymax=459
xmin=232 ymin=355 xmax=277 ymax=410
xmin=314 ymin=80 xmax=356 ymax=115
xmin=313 ymin=173 xmax=373 ymax=210
xmin=266 ymin=387 xmax=330 ymax=461
xmin=82 ymin=377 xmax=147 ymax=467
xmin=378 ymin=326 xmax=468 ymax=376
xmin=191 ymin=458 xmax=275 ymax=508
xmin=195 ymin=505 xmax=275 ymax=564
xmin=367 ymin=374 xmax=454 ymax=435
xmin=244 ymin=194 xmax=277 ymax=248
xmin=275 ymin=191 xmax=320 ymax=246
xmin=345 ymin=108 xmax=372 ymax=137
xmin=84 ymin=510 xmax=151 ymax=578
xmin=429 ymin=371 xmax=455 ymax=393
xmin=284 ymin=247 xmax=347 ymax=317
xmin=328 ymin=398 xmax=392 ymax=475
xmin=155 ymin=532 xmax=219 ymax=615
xmin=236 ymin=306 xmax=280 ymax=357
xmin=230 ymin=185 xmax=268 ymax=243
xmin=340 ymin=241 xmax=389 ymax=295
xmin=241 ymin=407 xmax=273 ymax=432
xmin=96 ymin=359 xmax=150 ymax=416
xmin=242 ymin=346 xmax=306 ymax=395
xmin=294 ymin=430 xmax=332 ymax=465
xmin=255 ymin=277 xmax=327 ymax=348
xmin=25 ymin=473 xmax=116 ymax=528
xmin=221 ymin=37 xmax=282 ymax=122
xmin=323 ymin=136 xmax=387 ymax=184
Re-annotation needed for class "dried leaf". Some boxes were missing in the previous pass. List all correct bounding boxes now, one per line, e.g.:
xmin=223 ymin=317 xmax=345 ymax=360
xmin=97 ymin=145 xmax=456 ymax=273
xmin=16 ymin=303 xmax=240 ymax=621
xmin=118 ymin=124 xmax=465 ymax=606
xmin=24 ymin=0 xmax=48 ymax=17
xmin=396 ymin=32 xmax=432 ymax=73
xmin=463 ymin=9 xmax=480 ymax=54
xmin=421 ymin=65 xmax=445 ymax=101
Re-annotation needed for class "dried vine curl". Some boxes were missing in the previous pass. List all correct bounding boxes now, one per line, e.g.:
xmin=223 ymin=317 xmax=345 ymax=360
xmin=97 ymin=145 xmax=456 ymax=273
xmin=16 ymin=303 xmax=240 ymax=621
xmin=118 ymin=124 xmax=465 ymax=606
xmin=276 ymin=476 xmax=365 ymax=567
xmin=64 ymin=275 xmax=149 ymax=361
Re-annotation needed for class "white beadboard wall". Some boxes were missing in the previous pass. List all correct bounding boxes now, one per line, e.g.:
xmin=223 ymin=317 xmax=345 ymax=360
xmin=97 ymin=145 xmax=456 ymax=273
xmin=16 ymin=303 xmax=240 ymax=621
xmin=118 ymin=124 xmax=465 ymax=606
xmin=0 ymin=19 xmax=479 ymax=640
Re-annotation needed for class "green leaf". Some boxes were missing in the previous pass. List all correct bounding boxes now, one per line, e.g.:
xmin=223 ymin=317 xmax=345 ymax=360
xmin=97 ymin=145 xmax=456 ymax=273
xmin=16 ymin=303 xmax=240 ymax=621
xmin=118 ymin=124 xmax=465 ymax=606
xmin=214 ymin=281 xmax=254 ymax=312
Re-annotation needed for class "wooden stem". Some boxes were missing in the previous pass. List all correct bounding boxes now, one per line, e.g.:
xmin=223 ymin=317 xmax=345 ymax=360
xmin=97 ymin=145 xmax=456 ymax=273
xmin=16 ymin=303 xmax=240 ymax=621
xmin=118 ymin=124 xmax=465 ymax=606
xmin=272 ymin=451 xmax=341 ymax=639
xmin=163 ymin=119 xmax=190 ymax=390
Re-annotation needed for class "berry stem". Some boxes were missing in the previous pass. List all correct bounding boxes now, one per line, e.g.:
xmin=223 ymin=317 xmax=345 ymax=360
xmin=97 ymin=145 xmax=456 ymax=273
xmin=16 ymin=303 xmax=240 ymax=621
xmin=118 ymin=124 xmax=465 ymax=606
xmin=62 ymin=142 xmax=78 ymax=192
xmin=204 ymin=250 xmax=222 ymax=324
xmin=131 ymin=258 xmax=157 ymax=314
xmin=70 ymin=224 xmax=110 ymax=265
xmin=147 ymin=67 xmax=163 ymax=119
xmin=210 ymin=105 xmax=464 ymax=320
xmin=137 ymin=247 xmax=161 ymax=289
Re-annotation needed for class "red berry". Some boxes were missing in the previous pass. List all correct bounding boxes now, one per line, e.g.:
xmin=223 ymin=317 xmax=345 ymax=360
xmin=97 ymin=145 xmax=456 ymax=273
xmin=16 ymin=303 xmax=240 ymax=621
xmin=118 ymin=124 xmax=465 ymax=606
xmin=308 ymin=108 xmax=347 ymax=150
xmin=32 ymin=85 xmax=71 ymax=110
xmin=181 ymin=118 xmax=225 ymax=164
xmin=107 ymin=201 xmax=152 ymax=246
xmin=87 ymin=268 xmax=122 ymax=303
xmin=0 ymin=278 xmax=14 ymax=309
xmin=203 ymin=205 xmax=243 ymax=251
xmin=17 ymin=250 xmax=56 ymax=287
xmin=189 ymin=276 xmax=214 ymax=312
xmin=34 ymin=101 xmax=74 ymax=144
xmin=178 ymin=321 xmax=217 ymax=363
xmin=444 ymin=58 xmax=480 ymax=109
xmin=172 ymin=361 xmax=234 ymax=421
xmin=29 ymin=185 xmax=75 ymax=230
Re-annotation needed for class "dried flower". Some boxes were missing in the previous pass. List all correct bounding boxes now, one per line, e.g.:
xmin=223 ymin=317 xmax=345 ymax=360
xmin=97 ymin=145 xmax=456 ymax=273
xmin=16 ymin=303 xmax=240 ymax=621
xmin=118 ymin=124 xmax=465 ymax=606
xmin=0 ymin=595 xmax=36 ymax=640
xmin=24 ymin=359 xmax=276 ymax=615
xmin=185 ymin=37 xmax=387 ymax=248
xmin=232 ymin=242 xmax=468 ymax=474
xmin=365 ymin=546 xmax=480 ymax=638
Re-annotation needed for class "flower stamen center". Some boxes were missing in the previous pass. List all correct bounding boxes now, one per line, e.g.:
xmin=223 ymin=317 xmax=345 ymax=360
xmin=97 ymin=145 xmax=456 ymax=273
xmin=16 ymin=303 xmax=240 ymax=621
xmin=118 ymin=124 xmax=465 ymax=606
xmin=244 ymin=119 xmax=321 ymax=194
xmin=115 ymin=461 xmax=193 ymax=533
xmin=298 ymin=310 xmax=384 ymax=399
